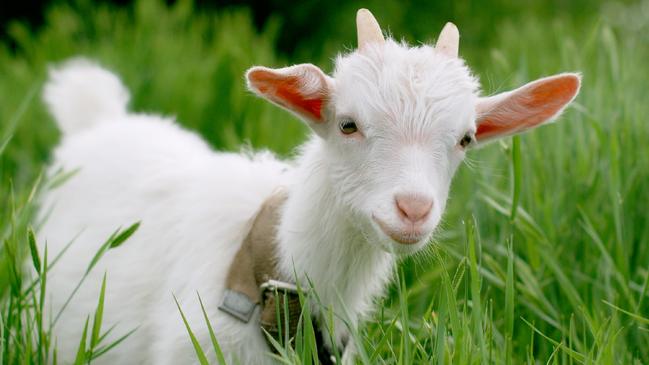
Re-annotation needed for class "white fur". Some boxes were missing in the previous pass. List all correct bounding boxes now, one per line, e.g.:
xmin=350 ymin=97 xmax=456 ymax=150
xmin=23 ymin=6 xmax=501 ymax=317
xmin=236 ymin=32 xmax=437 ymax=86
xmin=38 ymin=31 xmax=577 ymax=363
xmin=43 ymin=59 xmax=130 ymax=134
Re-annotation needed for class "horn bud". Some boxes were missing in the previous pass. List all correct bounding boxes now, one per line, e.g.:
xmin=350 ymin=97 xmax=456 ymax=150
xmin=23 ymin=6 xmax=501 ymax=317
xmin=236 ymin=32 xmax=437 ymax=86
xmin=436 ymin=22 xmax=460 ymax=58
xmin=356 ymin=9 xmax=385 ymax=50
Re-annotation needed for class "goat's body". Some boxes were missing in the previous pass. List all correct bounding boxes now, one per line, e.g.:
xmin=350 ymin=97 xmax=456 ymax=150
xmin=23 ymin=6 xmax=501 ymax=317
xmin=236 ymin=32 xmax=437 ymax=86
xmin=40 ymin=95 xmax=292 ymax=364
xmin=39 ymin=61 xmax=395 ymax=364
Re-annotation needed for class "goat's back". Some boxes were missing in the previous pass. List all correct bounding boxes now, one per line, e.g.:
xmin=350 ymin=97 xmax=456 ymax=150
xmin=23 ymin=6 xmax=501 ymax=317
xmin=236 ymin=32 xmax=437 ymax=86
xmin=39 ymin=68 xmax=291 ymax=364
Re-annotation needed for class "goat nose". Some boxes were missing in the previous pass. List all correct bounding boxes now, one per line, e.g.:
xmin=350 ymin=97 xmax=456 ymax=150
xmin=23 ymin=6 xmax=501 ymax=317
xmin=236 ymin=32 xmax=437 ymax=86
xmin=395 ymin=194 xmax=433 ymax=224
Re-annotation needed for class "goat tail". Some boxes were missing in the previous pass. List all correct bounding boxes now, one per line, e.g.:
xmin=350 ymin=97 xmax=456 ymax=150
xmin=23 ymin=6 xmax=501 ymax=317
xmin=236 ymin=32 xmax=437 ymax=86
xmin=43 ymin=58 xmax=130 ymax=135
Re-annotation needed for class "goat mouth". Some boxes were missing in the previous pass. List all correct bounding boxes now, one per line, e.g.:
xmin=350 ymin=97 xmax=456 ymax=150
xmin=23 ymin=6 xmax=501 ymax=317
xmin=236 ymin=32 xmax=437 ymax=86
xmin=372 ymin=215 xmax=426 ymax=245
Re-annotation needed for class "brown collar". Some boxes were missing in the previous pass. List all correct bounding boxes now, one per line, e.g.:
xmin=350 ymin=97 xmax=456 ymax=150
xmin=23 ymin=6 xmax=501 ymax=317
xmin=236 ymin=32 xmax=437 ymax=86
xmin=218 ymin=191 xmax=340 ymax=363
xmin=219 ymin=190 xmax=288 ymax=318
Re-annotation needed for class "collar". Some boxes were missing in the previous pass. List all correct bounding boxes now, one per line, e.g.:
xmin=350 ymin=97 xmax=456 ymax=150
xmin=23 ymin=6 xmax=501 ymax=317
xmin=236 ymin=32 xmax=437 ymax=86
xmin=217 ymin=190 xmax=342 ymax=363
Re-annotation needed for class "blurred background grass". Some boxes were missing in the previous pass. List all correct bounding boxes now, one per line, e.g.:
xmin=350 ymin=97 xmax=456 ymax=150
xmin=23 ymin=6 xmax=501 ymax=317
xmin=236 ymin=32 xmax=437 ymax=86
xmin=1 ymin=0 xmax=648 ymax=363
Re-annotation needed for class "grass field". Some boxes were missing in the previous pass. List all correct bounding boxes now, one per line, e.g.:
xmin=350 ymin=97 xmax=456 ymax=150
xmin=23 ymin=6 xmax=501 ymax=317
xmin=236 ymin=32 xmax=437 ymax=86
xmin=1 ymin=0 xmax=648 ymax=363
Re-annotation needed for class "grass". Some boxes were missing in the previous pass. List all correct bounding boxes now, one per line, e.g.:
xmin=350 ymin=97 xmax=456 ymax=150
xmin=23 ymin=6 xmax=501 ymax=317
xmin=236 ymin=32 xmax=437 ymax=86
xmin=1 ymin=0 xmax=648 ymax=363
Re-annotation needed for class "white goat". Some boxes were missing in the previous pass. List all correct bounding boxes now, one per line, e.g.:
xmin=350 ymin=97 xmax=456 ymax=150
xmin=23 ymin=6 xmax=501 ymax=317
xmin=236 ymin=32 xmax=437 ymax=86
xmin=38 ymin=9 xmax=580 ymax=365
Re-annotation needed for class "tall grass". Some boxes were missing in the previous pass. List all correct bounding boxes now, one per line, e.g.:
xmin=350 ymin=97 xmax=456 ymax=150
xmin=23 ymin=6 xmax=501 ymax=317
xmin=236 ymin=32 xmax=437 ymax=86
xmin=1 ymin=0 xmax=648 ymax=363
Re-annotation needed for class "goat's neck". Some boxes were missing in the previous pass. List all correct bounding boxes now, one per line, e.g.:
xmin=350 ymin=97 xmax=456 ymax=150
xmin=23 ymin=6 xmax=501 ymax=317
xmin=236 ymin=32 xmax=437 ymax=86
xmin=276 ymin=138 xmax=395 ymax=322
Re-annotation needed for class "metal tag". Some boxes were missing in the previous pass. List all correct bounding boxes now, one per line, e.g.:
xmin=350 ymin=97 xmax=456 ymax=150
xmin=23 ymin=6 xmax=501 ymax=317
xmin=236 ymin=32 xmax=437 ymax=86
xmin=218 ymin=289 xmax=258 ymax=323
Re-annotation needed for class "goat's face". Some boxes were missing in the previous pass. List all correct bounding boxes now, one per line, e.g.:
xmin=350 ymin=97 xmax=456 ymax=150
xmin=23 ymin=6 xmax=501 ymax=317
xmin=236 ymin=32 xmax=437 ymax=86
xmin=325 ymin=41 xmax=478 ymax=253
xmin=246 ymin=9 xmax=580 ymax=254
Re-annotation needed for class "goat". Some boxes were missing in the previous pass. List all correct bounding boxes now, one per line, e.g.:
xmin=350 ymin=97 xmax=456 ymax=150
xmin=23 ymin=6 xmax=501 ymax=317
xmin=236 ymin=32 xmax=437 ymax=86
xmin=38 ymin=9 xmax=580 ymax=364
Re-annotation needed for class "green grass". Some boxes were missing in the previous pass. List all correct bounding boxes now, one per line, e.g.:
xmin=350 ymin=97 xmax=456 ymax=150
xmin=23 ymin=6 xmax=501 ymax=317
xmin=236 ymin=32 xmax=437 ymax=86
xmin=1 ymin=0 xmax=648 ymax=363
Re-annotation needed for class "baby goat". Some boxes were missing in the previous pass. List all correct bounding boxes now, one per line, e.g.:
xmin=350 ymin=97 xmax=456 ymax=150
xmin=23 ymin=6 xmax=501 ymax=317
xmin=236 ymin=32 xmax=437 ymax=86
xmin=39 ymin=9 xmax=580 ymax=365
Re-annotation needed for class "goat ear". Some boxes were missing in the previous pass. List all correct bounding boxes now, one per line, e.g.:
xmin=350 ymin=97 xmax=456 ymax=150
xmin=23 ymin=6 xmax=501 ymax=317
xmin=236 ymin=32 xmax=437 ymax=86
xmin=246 ymin=64 xmax=331 ymax=127
xmin=475 ymin=73 xmax=581 ymax=144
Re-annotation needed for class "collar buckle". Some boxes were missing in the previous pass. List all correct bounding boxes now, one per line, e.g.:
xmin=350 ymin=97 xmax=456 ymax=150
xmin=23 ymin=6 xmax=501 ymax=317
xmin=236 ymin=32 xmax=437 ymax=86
xmin=260 ymin=279 xmax=301 ymax=300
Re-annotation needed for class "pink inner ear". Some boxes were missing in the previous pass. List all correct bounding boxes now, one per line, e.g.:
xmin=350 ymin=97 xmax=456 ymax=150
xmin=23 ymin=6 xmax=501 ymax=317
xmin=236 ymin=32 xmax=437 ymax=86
xmin=249 ymin=69 xmax=325 ymax=122
xmin=476 ymin=75 xmax=580 ymax=141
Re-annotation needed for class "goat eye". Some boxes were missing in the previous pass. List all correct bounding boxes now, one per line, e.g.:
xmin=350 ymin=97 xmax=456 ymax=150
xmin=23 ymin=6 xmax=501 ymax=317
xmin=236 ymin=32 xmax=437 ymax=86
xmin=459 ymin=133 xmax=474 ymax=148
xmin=339 ymin=119 xmax=358 ymax=135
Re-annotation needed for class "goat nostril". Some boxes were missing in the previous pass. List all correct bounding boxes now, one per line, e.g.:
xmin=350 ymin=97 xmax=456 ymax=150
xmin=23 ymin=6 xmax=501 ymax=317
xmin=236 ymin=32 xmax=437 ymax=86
xmin=395 ymin=194 xmax=433 ymax=223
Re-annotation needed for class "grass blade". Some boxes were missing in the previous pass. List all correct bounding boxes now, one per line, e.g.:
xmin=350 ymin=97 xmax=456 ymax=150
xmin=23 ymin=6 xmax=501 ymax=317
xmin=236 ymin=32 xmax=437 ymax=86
xmin=86 ymin=222 xmax=140 ymax=274
xmin=91 ymin=327 xmax=138 ymax=360
xmin=27 ymin=228 xmax=41 ymax=275
xmin=53 ymin=223 xmax=139 ymax=327
xmin=173 ymin=295 xmax=209 ymax=365
xmin=90 ymin=273 xmax=107 ymax=350
xmin=0 ymin=133 xmax=11 ymax=156
xmin=521 ymin=317 xmax=585 ymax=363
xmin=197 ymin=293 xmax=227 ymax=365
xmin=509 ymin=135 xmax=522 ymax=221
xmin=467 ymin=217 xmax=487 ymax=360
xmin=602 ymin=300 xmax=649 ymax=326
xmin=505 ymin=239 xmax=515 ymax=365
xmin=73 ymin=317 xmax=89 ymax=365
xmin=108 ymin=222 xmax=140 ymax=249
